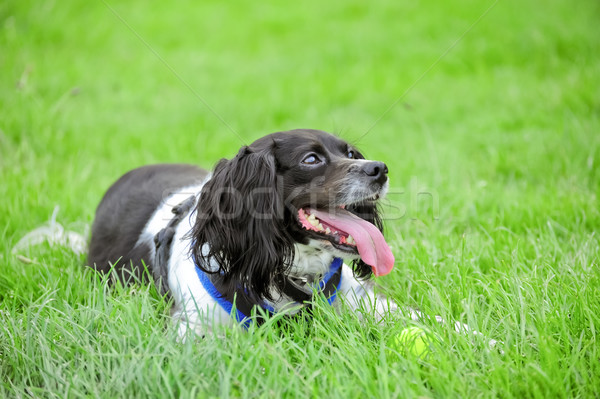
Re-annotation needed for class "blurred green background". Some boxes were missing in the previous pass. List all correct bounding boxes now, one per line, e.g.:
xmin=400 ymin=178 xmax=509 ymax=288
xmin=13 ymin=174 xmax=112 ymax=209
xmin=1 ymin=0 xmax=598 ymax=231
xmin=1 ymin=0 xmax=599 ymax=397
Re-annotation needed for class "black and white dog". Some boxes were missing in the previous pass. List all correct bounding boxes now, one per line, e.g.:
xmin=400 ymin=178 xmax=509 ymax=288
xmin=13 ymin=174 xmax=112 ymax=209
xmin=88 ymin=129 xmax=498 ymax=345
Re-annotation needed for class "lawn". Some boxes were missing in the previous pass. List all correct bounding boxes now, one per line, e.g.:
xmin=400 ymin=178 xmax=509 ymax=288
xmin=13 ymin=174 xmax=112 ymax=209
xmin=1 ymin=0 xmax=599 ymax=397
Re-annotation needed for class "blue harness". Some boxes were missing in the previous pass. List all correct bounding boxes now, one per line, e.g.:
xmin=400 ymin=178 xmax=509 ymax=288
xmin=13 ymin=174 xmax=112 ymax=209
xmin=153 ymin=195 xmax=344 ymax=329
xmin=195 ymin=257 xmax=343 ymax=328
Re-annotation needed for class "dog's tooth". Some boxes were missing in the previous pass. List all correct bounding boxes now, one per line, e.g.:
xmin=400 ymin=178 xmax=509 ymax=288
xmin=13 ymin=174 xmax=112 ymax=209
xmin=307 ymin=213 xmax=316 ymax=221
xmin=325 ymin=227 xmax=331 ymax=235
xmin=347 ymin=235 xmax=355 ymax=245
xmin=309 ymin=218 xmax=319 ymax=227
xmin=317 ymin=223 xmax=325 ymax=231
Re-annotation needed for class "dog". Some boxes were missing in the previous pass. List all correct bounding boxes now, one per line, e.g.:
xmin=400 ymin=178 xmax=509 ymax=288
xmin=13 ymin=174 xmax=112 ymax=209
xmin=88 ymin=128 xmax=499 ymax=346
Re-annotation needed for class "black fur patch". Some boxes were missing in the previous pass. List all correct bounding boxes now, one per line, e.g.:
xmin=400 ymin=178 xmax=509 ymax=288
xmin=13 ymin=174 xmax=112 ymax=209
xmin=87 ymin=164 xmax=207 ymax=283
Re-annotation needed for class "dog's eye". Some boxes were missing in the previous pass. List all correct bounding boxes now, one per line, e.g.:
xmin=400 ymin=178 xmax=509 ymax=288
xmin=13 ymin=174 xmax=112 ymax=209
xmin=347 ymin=150 xmax=355 ymax=159
xmin=302 ymin=154 xmax=321 ymax=165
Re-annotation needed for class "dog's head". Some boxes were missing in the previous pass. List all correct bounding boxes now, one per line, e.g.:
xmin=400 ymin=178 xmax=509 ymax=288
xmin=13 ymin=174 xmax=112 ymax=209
xmin=190 ymin=129 xmax=394 ymax=300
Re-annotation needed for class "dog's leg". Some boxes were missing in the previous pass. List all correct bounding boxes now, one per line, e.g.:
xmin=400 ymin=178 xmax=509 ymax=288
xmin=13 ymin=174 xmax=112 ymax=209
xmin=336 ymin=264 xmax=420 ymax=321
xmin=337 ymin=264 xmax=501 ymax=350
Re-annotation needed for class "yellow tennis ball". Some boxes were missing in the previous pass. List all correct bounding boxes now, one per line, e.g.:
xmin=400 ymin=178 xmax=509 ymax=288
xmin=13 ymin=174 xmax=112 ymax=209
xmin=389 ymin=326 xmax=432 ymax=358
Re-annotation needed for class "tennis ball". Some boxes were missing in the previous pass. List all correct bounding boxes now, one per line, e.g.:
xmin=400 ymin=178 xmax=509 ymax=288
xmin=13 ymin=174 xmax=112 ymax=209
xmin=388 ymin=326 xmax=432 ymax=358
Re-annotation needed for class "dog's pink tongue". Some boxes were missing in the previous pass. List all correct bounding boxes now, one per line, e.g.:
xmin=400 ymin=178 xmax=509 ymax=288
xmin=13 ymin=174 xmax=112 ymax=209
xmin=311 ymin=209 xmax=395 ymax=276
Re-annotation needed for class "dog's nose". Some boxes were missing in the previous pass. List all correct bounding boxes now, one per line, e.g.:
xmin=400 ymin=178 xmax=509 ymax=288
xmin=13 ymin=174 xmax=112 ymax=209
xmin=361 ymin=161 xmax=388 ymax=184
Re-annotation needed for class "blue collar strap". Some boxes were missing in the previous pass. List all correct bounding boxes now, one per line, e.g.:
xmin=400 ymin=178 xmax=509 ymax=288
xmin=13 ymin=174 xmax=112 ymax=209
xmin=194 ymin=257 xmax=343 ymax=329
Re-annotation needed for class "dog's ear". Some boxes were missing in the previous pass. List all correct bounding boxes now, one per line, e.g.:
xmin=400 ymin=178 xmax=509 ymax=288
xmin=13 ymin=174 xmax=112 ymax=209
xmin=347 ymin=201 xmax=383 ymax=279
xmin=189 ymin=146 xmax=294 ymax=301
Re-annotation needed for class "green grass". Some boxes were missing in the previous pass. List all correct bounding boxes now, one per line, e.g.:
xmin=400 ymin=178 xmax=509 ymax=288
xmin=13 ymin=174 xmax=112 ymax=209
xmin=1 ymin=0 xmax=599 ymax=397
